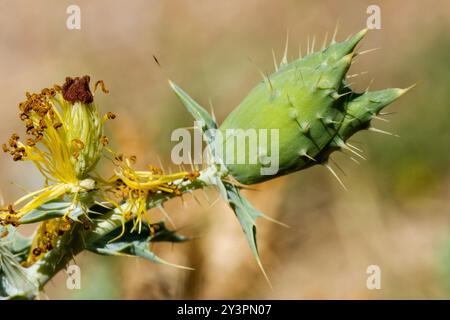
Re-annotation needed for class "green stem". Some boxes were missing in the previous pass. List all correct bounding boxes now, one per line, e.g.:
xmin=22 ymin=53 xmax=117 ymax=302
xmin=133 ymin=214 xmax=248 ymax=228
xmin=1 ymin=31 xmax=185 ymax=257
xmin=22 ymin=175 xmax=211 ymax=297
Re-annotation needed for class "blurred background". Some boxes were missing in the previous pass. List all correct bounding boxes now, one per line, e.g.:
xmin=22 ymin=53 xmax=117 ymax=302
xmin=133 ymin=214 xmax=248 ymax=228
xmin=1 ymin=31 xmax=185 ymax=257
xmin=0 ymin=0 xmax=449 ymax=299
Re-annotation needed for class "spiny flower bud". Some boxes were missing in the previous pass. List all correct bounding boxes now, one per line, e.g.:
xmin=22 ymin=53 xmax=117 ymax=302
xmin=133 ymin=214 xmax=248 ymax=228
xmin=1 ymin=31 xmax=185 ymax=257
xmin=219 ymin=29 xmax=410 ymax=185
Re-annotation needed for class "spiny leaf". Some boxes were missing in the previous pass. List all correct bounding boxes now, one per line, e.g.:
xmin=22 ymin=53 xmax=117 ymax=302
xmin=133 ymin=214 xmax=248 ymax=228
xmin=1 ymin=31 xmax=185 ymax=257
xmin=223 ymin=182 xmax=272 ymax=287
xmin=169 ymin=80 xmax=217 ymax=131
xmin=0 ymin=243 xmax=38 ymax=299
xmin=19 ymin=200 xmax=84 ymax=224
xmin=86 ymin=220 xmax=191 ymax=270
xmin=0 ymin=226 xmax=32 ymax=263
xmin=149 ymin=222 xmax=189 ymax=243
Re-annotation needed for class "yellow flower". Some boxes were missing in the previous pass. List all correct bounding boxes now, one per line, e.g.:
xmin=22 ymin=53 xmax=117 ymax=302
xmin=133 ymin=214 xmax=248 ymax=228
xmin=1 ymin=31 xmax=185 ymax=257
xmin=1 ymin=76 xmax=109 ymax=222
xmin=0 ymin=75 xmax=202 ymax=268
xmin=102 ymin=155 xmax=199 ymax=239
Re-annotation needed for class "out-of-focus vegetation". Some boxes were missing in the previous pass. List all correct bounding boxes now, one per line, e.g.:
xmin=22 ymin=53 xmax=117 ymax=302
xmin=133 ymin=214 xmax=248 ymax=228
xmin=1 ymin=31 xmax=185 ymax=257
xmin=0 ymin=0 xmax=449 ymax=299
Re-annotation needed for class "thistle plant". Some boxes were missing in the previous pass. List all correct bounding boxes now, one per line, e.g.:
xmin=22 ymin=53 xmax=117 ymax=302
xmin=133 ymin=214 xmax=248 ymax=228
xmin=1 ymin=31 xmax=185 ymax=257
xmin=0 ymin=29 xmax=410 ymax=299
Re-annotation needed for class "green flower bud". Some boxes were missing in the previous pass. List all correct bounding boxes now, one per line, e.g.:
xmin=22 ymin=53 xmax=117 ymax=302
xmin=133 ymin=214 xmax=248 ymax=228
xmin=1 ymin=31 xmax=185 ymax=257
xmin=219 ymin=29 xmax=408 ymax=185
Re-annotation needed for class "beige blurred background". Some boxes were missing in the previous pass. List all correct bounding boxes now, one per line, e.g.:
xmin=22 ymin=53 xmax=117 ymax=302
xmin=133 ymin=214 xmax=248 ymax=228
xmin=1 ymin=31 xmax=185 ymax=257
xmin=1 ymin=0 xmax=450 ymax=299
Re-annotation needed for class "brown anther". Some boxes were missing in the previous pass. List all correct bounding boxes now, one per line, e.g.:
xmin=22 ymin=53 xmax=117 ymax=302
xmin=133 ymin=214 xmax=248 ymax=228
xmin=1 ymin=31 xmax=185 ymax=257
xmin=26 ymin=138 xmax=36 ymax=147
xmin=19 ymin=112 xmax=29 ymax=121
xmin=2 ymin=144 xmax=9 ymax=153
xmin=94 ymin=80 xmax=109 ymax=94
xmin=39 ymin=119 xmax=47 ymax=129
xmin=13 ymin=154 xmax=23 ymax=161
xmin=45 ymin=243 xmax=53 ymax=251
xmin=48 ymin=88 xmax=55 ymax=95
xmin=25 ymin=118 xmax=33 ymax=126
xmin=100 ymin=136 xmax=109 ymax=146
xmin=53 ymin=122 xmax=63 ymax=129
xmin=8 ymin=135 xmax=19 ymax=148
xmin=72 ymin=139 xmax=85 ymax=150
xmin=115 ymin=154 xmax=124 ymax=162
xmin=61 ymin=75 xmax=94 ymax=104
xmin=130 ymin=155 xmax=137 ymax=163
xmin=30 ymin=128 xmax=41 ymax=136
xmin=148 ymin=165 xmax=163 ymax=175
xmin=186 ymin=170 xmax=200 ymax=181
xmin=32 ymin=248 xmax=42 ymax=256
xmin=36 ymin=105 xmax=49 ymax=117
xmin=48 ymin=109 xmax=56 ymax=119
xmin=106 ymin=112 xmax=116 ymax=120
xmin=61 ymin=218 xmax=73 ymax=231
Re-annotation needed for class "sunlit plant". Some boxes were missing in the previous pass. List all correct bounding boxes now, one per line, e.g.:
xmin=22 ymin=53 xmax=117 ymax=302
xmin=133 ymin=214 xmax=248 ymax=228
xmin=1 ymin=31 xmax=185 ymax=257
xmin=0 ymin=29 xmax=410 ymax=299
